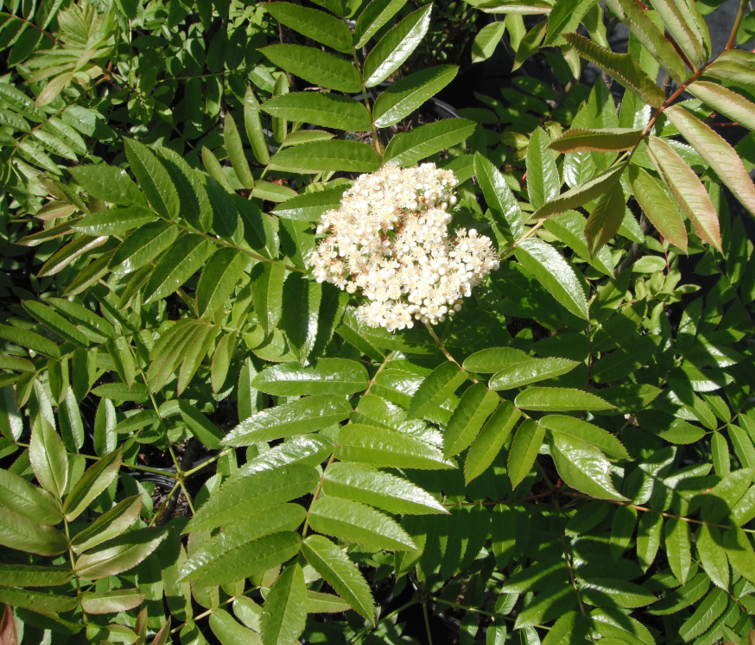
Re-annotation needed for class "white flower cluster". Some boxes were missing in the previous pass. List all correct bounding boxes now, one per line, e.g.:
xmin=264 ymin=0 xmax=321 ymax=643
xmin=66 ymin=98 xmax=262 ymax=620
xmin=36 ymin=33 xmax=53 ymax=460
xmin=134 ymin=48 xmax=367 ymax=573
xmin=312 ymin=164 xmax=500 ymax=331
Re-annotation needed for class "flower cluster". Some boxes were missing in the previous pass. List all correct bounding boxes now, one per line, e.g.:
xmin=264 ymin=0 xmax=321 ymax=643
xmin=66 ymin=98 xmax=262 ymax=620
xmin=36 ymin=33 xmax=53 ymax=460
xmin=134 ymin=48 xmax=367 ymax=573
xmin=311 ymin=164 xmax=499 ymax=331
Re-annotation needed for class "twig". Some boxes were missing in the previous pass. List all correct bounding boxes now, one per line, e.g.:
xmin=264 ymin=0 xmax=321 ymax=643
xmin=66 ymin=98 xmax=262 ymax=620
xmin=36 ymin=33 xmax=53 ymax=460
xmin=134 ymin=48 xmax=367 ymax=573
xmin=560 ymin=531 xmax=597 ymax=645
xmin=727 ymin=0 xmax=749 ymax=50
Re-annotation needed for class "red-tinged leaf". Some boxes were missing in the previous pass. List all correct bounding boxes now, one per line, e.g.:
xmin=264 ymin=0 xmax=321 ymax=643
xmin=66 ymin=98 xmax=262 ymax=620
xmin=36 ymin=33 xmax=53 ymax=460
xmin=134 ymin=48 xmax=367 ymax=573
xmin=665 ymin=104 xmax=755 ymax=220
xmin=627 ymin=164 xmax=688 ymax=252
xmin=549 ymin=128 xmax=644 ymax=153
xmin=646 ymin=135 xmax=721 ymax=251
xmin=1 ymin=604 xmax=19 ymax=645
xmin=687 ymin=81 xmax=755 ymax=132
xmin=563 ymin=33 xmax=665 ymax=107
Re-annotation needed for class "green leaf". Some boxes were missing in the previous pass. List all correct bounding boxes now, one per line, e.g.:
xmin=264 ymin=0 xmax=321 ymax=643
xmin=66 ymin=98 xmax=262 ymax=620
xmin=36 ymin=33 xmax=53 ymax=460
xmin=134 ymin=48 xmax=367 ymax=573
xmin=465 ymin=401 xmax=521 ymax=483
xmin=533 ymin=163 xmax=625 ymax=220
xmin=109 ymin=221 xmax=179 ymax=275
xmin=263 ymin=93 xmax=371 ymax=132
xmin=0 ymin=386 xmax=22 ymax=442
xmin=354 ymin=0 xmax=407 ymax=47
xmin=22 ymin=300 xmax=89 ymax=348
xmin=514 ymin=238 xmax=588 ymax=319
xmin=579 ymin=578 xmax=656 ymax=609
xmin=477 ymin=0 xmax=552 ymax=13
xmin=502 ymin=558 xmax=570 ymax=594
xmin=154 ymin=143 xmax=213 ymax=233
xmin=702 ymin=468 xmax=754 ymax=524
xmin=591 ymin=608 xmax=655 ymax=644
xmin=124 ymin=139 xmax=180 ymax=220
xmin=336 ymin=424 xmax=456 ymax=469
xmin=515 ymin=387 xmax=615 ymax=411
xmin=302 ymin=535 xmax=374 ymax=621
xmin=696 ymin=524 xmax=729 ymax=590
xmin=584 ymin=181 xmax=626 ymax=254
xmin=649 ymin=571 xmax=708 ymax=616
xmin=29 ymin=417 xmax=68 ymax=499
xmin=251 ymin=359 xmax=369 ymax=396
xmin=180 ymin=510 xmax=304 ymax=586
xmin=244 ymin=87 xmax=270 ymax=165
xmin=0 ymin=505 xmax=67 ymax=555
xmin=143 ymin=234 xmax=215 ymax=303
xmin=281 ymin=274 xmax=322 ymax=362
xmin=489 ymin=357 xmax=580 ymax=391
xmin=507 ymin=419 xmax=545 ymax=489
xmin=46 ymin=298 xmax=114 ymax=344
xmin=541 ymin=613 xmax=588 ymax=645
xmin=0 ymin=587 xmax=77 ymax=613
xmin=549 ymin=431 xmax=627 ymax=500
xmin=269 ymin=140 xmax=381 ymax=173
xmin=563 ymin=33 xmax=665 ymax=107
xmin=267 ymin=3 xmax=353 ymax=53
xmin=463 ymin=347 xmax=530 ymax=373
xmin=636 ymin=511 xmax=662 ymax=571
xmin=723 ymin=528 xmax=755 ymax=584
xmin=472 ymin=20 xmax=506 ymax=62
xmin=540 ymin=415 xmax=629 ymax=460
xmin=0 ymin=468 xmax=62 ymax=526
xmin=666 ymin=104 xmax=755 ymax=219
xmin=223 ymin=113 xmax=254 ymax=190
xmin=384 ymin=119 xmax=476 ymax=166
xmin=678 ymin=586 xmax=727 ymax=641
xmin=68 ymin=165 xmax=147 ymax=208
xmin=72 ymin=207 xmax=155 ymax=237
xmin=363 ymin=4 xmax=432 ymax=87
xmin=646 ymin=135 xmax=721 ymax=251
xmin=74 ymin=527 xmax=167 ymax=580
xmin=373 ymin=66 xmax=457 ymax=128
xmin=185 ymin=465 xmax=319 ymax=533
xmin=92 ymin=383 xmax=149 ymax=402
xmin=444 ymin=383 xmax=499 ymax=456
xmin=688 ymin=80 xmax=755 ymax=132
xmin=196 ymin=248 xmax=248 ymax=318
xmin=323 ymin=462 xmax=447 ymax=514
xmin=63 ymin=449 xmax=122 ymax=521
xmin=526 ymin=127 xmax=559 ymax=210
xmin=665 ymin=517 xmax=692 ymax=584
xmin=407 ymin=362 xmax=468 ymax=420
xmin=627 ymin=164 xmax=687 ymax=252
xmin=0 ymin=564 xmax=73 ymax=588
xmin=306 ymin=590 xmax=351 ymax=614
xmin=261 ymin=564 xmax=307 ymax=645
xmin=71 ymin=495 xmax=142 ymax=553
xmin=272 ymin=187 xmax=347 ymax=222
xmin=202 ymin=146 xmax=238 ymax=193
xmin=0 ymin=324 xmax=60 ymax=358
xmin=309 ymin=497 xmax=417 ymax=550
xmin=511 ymin=20 xmax=547 ymax=71
xmin=260 ymin=45 xmax=362 ymax=93
xmin=79 ymin=589 xmax=145 ymax=614
xmin=223 ymin=395 xmax=352 ymax=446
xmin=474 ymin=153 xmax=524 ymax=240
xmin=210 ymin=609 xmax=262 ymax=645
xmin=37 ymin=235 xmax=109 ymax=278
xmin=514 ymin=587 xmax=577 ymax=629
xmin=250 ymin=261 xmax=286 ymax=335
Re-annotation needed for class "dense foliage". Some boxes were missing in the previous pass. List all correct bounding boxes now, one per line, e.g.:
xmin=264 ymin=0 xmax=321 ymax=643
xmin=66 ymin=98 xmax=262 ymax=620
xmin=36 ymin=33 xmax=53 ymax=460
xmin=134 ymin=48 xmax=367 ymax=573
xmin=2 ymin=0 xmax=755 ymax=642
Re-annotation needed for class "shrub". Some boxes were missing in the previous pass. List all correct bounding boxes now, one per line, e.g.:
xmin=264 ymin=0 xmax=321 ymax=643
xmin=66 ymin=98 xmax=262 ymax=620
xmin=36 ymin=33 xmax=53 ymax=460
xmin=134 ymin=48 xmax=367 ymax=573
xmin=1 ymin=0 xmax=755 ymax=643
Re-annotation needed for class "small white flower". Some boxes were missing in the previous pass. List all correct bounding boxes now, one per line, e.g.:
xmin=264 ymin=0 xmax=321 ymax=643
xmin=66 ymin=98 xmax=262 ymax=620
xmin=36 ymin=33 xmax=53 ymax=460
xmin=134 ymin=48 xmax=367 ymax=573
xmin=310 ymin=164 xmax=499 ymax=331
